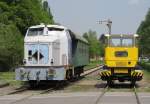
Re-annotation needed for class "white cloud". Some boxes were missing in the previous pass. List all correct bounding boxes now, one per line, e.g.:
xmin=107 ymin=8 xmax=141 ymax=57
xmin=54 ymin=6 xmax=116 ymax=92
xmin=128 ymin=0 xmax=140 ymax=5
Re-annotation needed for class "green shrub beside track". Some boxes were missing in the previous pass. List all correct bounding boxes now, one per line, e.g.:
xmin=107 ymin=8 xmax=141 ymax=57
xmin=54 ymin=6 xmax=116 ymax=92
xmin=138 ymin=62 xmax=150 ymax=92
xmin=0 ymin=72 xmax=24 ymax=87
xmin=139 ymin=62 xmax=150 ymax=80
xmin=140 ymin=62 xmax=150 ymax=72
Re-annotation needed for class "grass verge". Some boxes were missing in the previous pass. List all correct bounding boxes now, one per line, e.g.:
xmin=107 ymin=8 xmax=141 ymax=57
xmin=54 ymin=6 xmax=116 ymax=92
xmin=0 ymin=72 xmax=24 ymax=88
xmin=143 ymin=70 xmax=150 ymax=80
xmin=136 ymin=69 xmax=150 ymax=92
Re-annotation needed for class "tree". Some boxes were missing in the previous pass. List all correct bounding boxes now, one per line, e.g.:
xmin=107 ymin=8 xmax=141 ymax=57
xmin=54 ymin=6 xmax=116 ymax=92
xmin=0 ymin=23 xmax=23 ymax=71
xmin=11 ymin=0 xmax=54 ymax=35
xmin=137 ymin=8 xmax=150 ymax=56
xmin=0 ymin=0 xmax=54 ymax=71
xmin=83 ymin=30 xmax=103 ymax=60
xmin=0 ymin=0 xmax=54 ymax=35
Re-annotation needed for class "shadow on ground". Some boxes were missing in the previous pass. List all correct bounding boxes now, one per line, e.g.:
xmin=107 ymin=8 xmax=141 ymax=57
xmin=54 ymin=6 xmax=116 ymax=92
xmin=95 ymin=82 xmax=139 ymax=89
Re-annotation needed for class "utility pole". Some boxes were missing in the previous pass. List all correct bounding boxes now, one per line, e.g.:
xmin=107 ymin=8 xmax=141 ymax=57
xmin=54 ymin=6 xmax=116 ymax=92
xmin=98 ymin=19 xmax=112 ymax=34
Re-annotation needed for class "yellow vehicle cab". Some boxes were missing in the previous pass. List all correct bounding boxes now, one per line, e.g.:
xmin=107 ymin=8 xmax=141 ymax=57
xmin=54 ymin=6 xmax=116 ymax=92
xmin=100 ymin=34 xmax=143 ymax=86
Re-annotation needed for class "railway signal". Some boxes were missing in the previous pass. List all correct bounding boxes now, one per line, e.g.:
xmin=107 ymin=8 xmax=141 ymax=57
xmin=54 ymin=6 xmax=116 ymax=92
xmin=98 ymin=19 xmax=112 ymax=34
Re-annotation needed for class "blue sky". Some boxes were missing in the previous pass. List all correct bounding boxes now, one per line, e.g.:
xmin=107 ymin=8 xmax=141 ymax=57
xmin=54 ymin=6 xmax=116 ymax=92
xmin=48 ymin=0 xmax=150 ymax=37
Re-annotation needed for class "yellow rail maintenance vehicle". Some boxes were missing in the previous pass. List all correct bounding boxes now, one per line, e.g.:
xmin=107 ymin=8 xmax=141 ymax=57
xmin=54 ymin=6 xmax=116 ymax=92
xmin=100 ymin=34 xmax=143 ymax=86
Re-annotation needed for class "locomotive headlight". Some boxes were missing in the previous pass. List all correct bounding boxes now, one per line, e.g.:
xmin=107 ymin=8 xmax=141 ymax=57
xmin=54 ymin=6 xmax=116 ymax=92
xmin=20 ymin=69 xmax=26 ymax=80
xmin=51 ymin=59 xmax=54 ymax=64
xmin=23 ymin=59 xmax=27 ymax=65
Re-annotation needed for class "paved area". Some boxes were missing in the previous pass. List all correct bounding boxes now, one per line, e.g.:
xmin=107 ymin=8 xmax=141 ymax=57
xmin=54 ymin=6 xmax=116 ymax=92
xmin=100 ymin=92 xmax=137 ymax=104
xmin=0 ymin=92 xmax=150 ymax=104
xmin=138 ymin=93 xmax=150 ymax=104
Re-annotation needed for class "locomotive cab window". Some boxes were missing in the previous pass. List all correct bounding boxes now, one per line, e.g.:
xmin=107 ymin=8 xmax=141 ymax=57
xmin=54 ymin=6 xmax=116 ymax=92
xmin=27 ymin=28 xmax=44 ymax=36
xmin=48 ymin=27 xmax=64 ymax=31
xmin=122 ymin=38 xmax=133 ymax=47
xmin=110 ymin=38 xmax=121 ymax=47
xmin=107 ymin=36 xmax=135 ymax=47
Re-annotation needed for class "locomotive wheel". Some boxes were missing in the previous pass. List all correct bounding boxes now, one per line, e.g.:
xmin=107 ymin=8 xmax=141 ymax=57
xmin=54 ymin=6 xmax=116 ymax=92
xmin=66 ymin=71 xmax=70 ymax=80
xmin=29 ymin=81 xmax=38 ymax=88
xmin=66 ymin=70 xmax=73 ymax=80
xmin=76 ymin=73 xmax=81 ymax=79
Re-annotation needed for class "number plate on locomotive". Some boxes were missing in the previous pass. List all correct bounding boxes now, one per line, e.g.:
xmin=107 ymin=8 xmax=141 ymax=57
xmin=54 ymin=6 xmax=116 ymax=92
xmin=114 ymin=69 xmax=128 ymax=73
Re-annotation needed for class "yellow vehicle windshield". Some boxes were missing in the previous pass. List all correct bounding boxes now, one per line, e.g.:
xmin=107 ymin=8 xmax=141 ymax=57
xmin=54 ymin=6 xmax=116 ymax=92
xmin=109 ymin=37 xmax=133 ymax=47
xmin=106 ymin=35 xmax=137 ymax=47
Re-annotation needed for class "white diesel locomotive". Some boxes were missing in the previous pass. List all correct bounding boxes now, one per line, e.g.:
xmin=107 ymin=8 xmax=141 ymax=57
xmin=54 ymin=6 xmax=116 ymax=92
xmin=16 ymin=24 xmax=89 ymax=84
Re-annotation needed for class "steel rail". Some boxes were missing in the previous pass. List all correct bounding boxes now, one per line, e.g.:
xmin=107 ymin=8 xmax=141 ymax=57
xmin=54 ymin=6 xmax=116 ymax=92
xmin=133 ymin=86 xmax=141 ymax=104
xmin=10 ymin=87 xmax=56 ymax=104
xmin=82 ymin=65 xmax=102 ymax=77
xmin=6 ymin=66 xmax=102 ymax=104
xmin=0 ymin=87 xmax=29 ymax=96
xmin=94 ymin=84 xmax=109 ymax=104
xmin=0 ymin=65 xmax=101 ymax=97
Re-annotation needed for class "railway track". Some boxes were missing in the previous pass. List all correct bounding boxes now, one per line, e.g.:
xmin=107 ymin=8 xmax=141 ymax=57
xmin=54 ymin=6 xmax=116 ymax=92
xmin=0 ymin=66 xmax=102 ymax=104
xmin=93 ymin=84 xmax=142 ymax=104
xmin=10 ymin=86 xmax=57 ymax=104
xmin=0 ymin=67 xmax=144 ymax=104
xmin=133 ymin=86 xmax=141 ymax=104
xmin=7 ymin=87 xmax=28 ymax=95
xmin=15 ymin=66 xmax=100 ymax=93
xmin=94 ymin=84 xmax=109 ymax=104
xmin=82 ymin=65 xmax=102 ymax=76
xmin=9 ymin=84 xmax=142 ymax=104
xmin=0 ymin=86 xmax=29 ymax=96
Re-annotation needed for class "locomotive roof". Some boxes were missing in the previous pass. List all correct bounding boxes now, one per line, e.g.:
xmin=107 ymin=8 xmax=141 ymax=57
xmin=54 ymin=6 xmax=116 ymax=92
xmin=29 ymin=24 xmax=88 ymax=44
xmin=29 ymin=24 xmax=67 ymax=29
xmin=68 ymin=30 xmax=88 ymax=44
xmin=74 ymin=34 xmax=88 ymax=44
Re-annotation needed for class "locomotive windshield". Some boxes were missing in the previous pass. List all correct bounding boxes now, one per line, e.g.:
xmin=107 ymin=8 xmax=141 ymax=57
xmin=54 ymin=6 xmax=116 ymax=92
xmin=48 ymin=27 xmax=64 ymax=31
xmin=27 ymin=28 xmax=44 ymax=36
xmin=122 ymin=38 xmax=133 ymax=46
xmin=109 ymin=37 xmax=134 ymax=47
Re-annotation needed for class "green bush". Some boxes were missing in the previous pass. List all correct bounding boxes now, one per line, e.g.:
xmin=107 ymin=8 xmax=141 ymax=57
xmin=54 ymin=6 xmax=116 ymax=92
xmin=139 ymin=62 xmax=150 ymax=72
xmin=0 ymin=24 xmax=23 ymax=71
xmin=137 ymin=8 xmax=150 ymax=56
